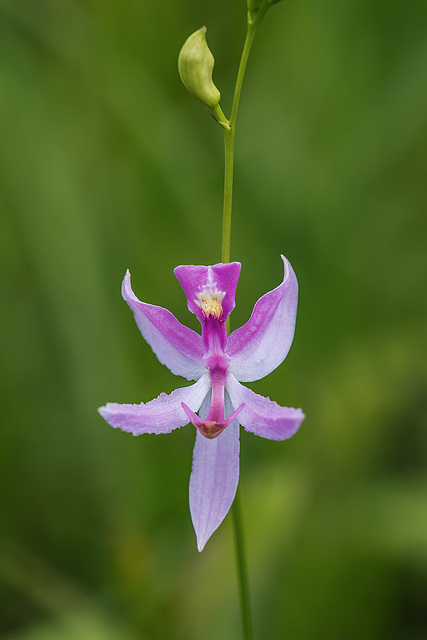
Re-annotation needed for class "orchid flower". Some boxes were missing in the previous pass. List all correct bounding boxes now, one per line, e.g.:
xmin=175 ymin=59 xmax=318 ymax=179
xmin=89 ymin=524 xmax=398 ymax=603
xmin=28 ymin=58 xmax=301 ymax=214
xmin=99 ymin=255 xmax=304 ymax=551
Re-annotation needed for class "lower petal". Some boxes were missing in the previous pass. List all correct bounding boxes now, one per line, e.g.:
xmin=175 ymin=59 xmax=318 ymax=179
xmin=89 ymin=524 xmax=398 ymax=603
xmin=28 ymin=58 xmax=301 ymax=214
xmin=98 ymin=374 xmax=210 ymax=435
xmin=189 ymin=394 xmax=240 ymax=551
xmin=226 ymin=373 xmax=304 ymax=441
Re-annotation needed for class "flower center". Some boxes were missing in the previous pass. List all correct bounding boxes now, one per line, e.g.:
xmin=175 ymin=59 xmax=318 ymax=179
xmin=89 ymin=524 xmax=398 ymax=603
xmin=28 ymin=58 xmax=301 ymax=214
xmin=195 ymin=287 xmax=225 ymax=319
xmin=182 ymin=399 xmax=244 ymax=440
xmin=182 ymin=366 xmax=244 ymax=439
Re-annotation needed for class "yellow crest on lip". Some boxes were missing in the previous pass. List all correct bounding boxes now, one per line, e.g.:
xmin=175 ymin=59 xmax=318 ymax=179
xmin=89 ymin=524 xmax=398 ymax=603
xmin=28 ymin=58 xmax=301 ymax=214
xmin=195 ymin=288 xmax=225 ymax=318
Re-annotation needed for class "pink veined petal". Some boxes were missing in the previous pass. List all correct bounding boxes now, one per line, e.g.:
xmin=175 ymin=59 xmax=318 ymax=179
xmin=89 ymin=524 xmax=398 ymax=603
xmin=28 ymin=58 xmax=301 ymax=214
xmin=98 ymin=374 xmax=211 ymax=436
xmin=174 ymin=262 xmax=241 ymax=321
xmin=226 ymin=373 xmax=304 ymax=441
xmin=226 ymin=255 xmax=298 ymax=382
xmin=122 ymin=270 xmax=205 ymax=381
xmin=189 ymin=393 xmax=240 ymax=551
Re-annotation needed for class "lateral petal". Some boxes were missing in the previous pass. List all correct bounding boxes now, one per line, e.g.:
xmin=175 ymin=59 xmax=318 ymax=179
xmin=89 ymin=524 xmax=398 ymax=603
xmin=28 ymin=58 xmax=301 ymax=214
xmin=122 ymin=270 xmax=205 ymax=380
xmin=226 ymin=373 xmax=304 ymax=441
xmin=226 ymin=255 xmax=298 ymax=382
xmin=189 ymin=393 xmax=240 ymax=551
xmin=98 ymin=374 xmax=211 ymax=435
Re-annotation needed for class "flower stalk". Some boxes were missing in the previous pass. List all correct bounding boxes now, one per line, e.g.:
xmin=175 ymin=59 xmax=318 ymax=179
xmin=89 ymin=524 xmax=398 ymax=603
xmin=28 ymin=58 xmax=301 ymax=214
xmin=221 ymin=20 xmax=257 ymax=264
xmin=232 ymin=486 xmax=253 ymax=640
xmin=221 ymin=17 xmax=264 ymax=640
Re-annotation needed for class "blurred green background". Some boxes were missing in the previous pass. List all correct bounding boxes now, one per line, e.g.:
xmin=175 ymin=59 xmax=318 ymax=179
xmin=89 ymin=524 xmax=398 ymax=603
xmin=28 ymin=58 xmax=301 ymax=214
xmin=1 ymin=0 xmax=426 ymax=638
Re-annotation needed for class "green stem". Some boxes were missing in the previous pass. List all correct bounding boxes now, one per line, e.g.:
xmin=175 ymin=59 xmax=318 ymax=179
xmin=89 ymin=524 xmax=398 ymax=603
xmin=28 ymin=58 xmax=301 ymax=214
xmin=220 ymin=15 xmax=266 ymax=640
xmin=232 ymin=486 xmax=253 ymax=640
xmin=221 ymin=127 xmax=234 ymax=264
xmin=221 ymin=20 xmax=258 ymax=264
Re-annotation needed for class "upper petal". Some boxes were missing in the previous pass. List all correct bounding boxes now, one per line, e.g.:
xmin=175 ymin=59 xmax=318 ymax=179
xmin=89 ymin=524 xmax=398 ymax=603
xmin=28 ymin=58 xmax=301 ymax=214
xmin=189 ymin=393 xmax=240 ymax=551
xmin=122 ymin=270 xmax=205 ymax=380
xmin=98 ymin=373 xmax=211 ymax=435
xmin=174 ymin=262 xmax=241 ymax=322
xmin=226 ymin=255 xmax=298 ymax=382
xmin=226 ymin=373 xmax=304 ymax=441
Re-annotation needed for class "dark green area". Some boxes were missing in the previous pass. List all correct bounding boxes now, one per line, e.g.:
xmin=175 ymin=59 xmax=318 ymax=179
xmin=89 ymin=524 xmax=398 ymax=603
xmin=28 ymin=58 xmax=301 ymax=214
xmin=1 ymin=0 xmax=426 ymax=638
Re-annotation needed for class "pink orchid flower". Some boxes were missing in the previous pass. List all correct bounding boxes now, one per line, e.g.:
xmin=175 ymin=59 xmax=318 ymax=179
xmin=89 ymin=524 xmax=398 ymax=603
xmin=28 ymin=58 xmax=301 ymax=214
xmin=99 ymin=255 xmax=304 ymax=550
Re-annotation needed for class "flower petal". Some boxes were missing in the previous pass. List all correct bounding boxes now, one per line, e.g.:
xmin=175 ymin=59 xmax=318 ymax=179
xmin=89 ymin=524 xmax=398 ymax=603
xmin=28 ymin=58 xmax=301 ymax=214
xmin=122 ymin=270 xmax=205 ymax=380
xmin=226 ymin=373 xmax=304 ymax=440
xmin=226 ymin=255 xmax=298 ymax=382
xmin=174 ymin=262 xmax=241 ymax=322
xmin=189 ymin=393 xmax=240 ymax=551
xmin=98 ymin=374 xmax=211 ymax=435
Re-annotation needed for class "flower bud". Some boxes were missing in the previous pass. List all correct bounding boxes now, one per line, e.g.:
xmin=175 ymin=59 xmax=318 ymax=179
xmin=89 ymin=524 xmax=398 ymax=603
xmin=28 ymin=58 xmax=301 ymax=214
xmin=178 ymin=27 xmax=221 ymax=108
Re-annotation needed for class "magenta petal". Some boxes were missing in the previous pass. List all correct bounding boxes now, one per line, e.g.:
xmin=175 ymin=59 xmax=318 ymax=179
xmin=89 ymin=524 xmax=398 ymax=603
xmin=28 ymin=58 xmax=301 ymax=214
xmin=189 ymin=394 xmax=240 ymax=551
xmin=226 ymin=373 xmax=304 ymax=441
xmin=174 ymin=262 xmax=241 ymax=322
xmin=226 ymin=255 xmax=298 ymax=382
xmin=98 ymin=374 xmax=211 ymax=435
xmin=122 ymin=271 xmax=205 ymax=381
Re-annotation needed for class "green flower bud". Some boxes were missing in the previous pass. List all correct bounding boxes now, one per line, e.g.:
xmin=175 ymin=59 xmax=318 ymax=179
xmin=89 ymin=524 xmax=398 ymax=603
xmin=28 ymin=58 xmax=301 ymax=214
xmin=178 ymin=27 xmax=221 ymax=108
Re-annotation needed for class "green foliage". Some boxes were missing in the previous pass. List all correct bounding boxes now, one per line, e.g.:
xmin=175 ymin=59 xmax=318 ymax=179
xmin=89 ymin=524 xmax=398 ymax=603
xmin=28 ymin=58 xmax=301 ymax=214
xmin=1 ymin=0 xmax=426 ymax=638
